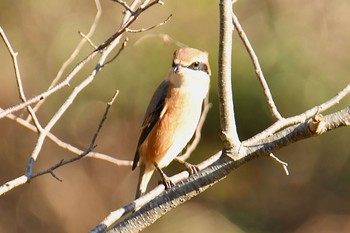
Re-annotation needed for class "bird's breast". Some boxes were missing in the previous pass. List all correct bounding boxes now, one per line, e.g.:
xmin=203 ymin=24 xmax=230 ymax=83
xmin=140 ymin=86 xmax=205 ymax=168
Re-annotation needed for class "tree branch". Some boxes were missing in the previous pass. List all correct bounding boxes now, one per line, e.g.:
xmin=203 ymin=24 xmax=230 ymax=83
xmin=0 ymin=0 xmax=165 ymax=196
xmin=108 ymin=106 xmax=349 ymax=232
xmin=218 ymin=0 xmax=240 ymax=152
xmin=26 ymin=0 xmax=102 ymax=120
xmin=232 ymin=12 xmax=282 ymax=120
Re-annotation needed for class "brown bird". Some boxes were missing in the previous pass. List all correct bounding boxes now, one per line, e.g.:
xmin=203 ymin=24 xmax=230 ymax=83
xmin=132 ymin=47 xmax=211 ymax=199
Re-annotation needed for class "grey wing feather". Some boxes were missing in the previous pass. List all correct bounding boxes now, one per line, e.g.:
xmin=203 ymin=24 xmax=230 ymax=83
xmin=132 ymin=80 xmax=170 ymax=170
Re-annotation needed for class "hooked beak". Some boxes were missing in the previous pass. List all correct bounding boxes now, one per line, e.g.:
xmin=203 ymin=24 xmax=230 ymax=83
xmin=172 ymin=63 xmax=181 ymax=73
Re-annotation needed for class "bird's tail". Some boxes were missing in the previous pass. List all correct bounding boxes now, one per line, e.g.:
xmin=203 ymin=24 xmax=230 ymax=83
xmin=135 ymin=164 xmax=154 ymax=199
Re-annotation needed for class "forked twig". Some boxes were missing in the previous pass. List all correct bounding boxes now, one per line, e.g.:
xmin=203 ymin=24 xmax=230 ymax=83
xmin=0 ymin=0 xmax=165 ymax=197
xmin=31 ymin=91 xmax=119 ymax=180
xmin=0 ymin=27 xmax=43 ymax=132
xmin=269 ymin=153 xmax=289 ymax=175
xmin=25 ymin=0 xmax=103 ymax=120
xmin=112 ymin=0 xmax=134 ymax=13
xmin=2 ymin=107 xmax=131 ymax=166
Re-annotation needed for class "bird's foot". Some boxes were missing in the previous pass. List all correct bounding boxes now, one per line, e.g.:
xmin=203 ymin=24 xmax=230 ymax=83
xmin=154 ymin=162 xmax=175 ymax=190
xmin=174 ymin=158 xmax=199 ymax=175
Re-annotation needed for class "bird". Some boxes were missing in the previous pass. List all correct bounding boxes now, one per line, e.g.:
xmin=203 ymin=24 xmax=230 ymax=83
xmin=132 ymin=47 xmax=211 ymax=199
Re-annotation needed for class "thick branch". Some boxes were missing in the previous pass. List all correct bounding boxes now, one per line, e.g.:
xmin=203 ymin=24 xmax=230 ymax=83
xmin=111 ymin=106 xmax=349 ymax=232
xmin=218 ymin=0 xmax=240 ymax=151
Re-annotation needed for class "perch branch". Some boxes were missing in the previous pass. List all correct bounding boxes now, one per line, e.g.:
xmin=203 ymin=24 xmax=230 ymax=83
xmin=107 ymin=106 xmax=349 ymax=232
xmin=90 ymin=152 xmax=222 ymax=233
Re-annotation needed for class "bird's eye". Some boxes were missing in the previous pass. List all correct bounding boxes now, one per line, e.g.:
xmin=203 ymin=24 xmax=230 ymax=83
xmin=188 ymin=61 xmax=209 ymax=74
xmin=193 ymin=62 xmax=200 ymax=69
xmin=189 ymin=61 xmax=200 ymax=70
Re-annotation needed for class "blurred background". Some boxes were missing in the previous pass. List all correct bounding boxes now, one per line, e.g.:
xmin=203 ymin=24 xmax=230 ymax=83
xmin=0 ymin=0 xmax=350 ymax=232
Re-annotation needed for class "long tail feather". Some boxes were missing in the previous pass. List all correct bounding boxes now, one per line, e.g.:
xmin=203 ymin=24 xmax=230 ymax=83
xmin=135 ymin=164 xmax=154 ymax=199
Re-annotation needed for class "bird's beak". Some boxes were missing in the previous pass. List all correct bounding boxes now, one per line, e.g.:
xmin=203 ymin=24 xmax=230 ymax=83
xmin=172 ymin=63 xmax=181 ymax=73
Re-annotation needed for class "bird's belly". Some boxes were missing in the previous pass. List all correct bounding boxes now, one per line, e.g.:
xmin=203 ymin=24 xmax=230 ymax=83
xmin=141 ymin=94 xmax=203 ymax=168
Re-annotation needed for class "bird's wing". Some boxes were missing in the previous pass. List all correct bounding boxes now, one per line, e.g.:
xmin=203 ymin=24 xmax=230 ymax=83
xmin=132 ymin=80 xmax=170 ymax=170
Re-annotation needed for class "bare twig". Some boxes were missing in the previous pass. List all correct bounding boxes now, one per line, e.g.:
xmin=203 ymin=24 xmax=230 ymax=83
xmin=103 ymin=37 xmax=129 ymax=66
xmin=112 ymin=0 xmax=134 ymax=13
xmin=232 ymin=12 xmax=283 ymax=120
xmin=98 ymin=0 xmax=163 ymax=51
xmin=0 ymin=46 xmax=98 ymax=120
xmin=0 ymin=0 xmax=163 ymax=120
xmin=126 ymin=14 xmax=172 ymax=33
xmin=79 ymin=31 xmax=97 ymax=49
xmin=2 ymin=107 xmax=131 ymax=166
xmin=134 ymin=33 xmax=189 ymax=47
xmin=91 ymin=90 xmax=119 ymax=147
xmin=26 ymin=0 xmax=102 ymax=120
xmin=244 ymin=83 xmax=350 ymax=145
xmin=0 ymin=0 xmax=163 ymax=197
xmin=0 ymin=27 xmax=43 ymax=132
xmin=29 ymin=91 xmax=119 ymax=180
xmin=269 ymin=153 xmax=289 ymax=175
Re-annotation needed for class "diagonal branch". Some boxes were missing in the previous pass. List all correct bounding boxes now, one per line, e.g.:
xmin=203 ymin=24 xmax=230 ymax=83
xmin=25 ymin=0 xmax=102 ymax=121
xmin=2 ymin=107 xmax=131 ymax=167
xmin=0 ymin=0 xmax=165 ymax=197
xmin=30 ymin=91 xmax=120 ymax=180
xmin=126 ymin=14 xmax=172 ymax=33
xmin=244 ymin=83 xmax=350 ymax=145
xmin=109 ymin=106 xmax=350 ymax=232
xmin=0 ymin=27 xmax=43 ymax=132
xmin=0 ymin=0 xmax=163 ymax=120
xmin=232 ymin=12 xmax=283 ymax=120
